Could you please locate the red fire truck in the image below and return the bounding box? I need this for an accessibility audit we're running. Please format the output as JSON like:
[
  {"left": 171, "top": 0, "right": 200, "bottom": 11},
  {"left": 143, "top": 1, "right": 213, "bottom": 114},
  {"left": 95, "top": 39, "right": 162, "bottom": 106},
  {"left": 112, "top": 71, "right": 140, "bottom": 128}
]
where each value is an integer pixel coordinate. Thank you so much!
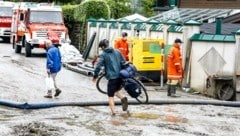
[
  {"left": 11, "top": 2, "right": 68, "bottom": 57},
  {"left": 0, "top": 1, "right": 14, "bottom": 43}
]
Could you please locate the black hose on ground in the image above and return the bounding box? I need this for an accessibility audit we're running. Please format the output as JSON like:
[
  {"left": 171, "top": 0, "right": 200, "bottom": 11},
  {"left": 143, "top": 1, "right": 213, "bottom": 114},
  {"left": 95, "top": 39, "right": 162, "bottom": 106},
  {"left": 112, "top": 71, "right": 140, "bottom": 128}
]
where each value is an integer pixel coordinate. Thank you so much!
[
  {"left": 77, "top": 63, "right": 94, "bottom": 72},
  {"left": 63, "top": 63, "right": 93, "bottom": 76},
  {"left": 0, "top": 99, "right": 240, "bottom": 109}
]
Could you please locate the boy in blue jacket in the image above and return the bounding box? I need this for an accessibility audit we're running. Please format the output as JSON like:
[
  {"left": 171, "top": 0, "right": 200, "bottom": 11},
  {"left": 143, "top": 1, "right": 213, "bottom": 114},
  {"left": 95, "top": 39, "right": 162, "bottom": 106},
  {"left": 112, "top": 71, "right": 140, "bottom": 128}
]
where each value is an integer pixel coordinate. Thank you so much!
[{"left": 44, "top": 40, "right": 62, "bottom": 98}]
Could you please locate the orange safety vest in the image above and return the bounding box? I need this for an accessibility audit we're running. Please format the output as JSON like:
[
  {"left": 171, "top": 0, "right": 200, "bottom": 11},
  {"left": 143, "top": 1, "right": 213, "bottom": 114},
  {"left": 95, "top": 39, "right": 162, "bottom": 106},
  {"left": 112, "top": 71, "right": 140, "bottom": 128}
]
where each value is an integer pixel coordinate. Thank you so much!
[
  {"left": 167, "top": 44, "right": 183, "bottom": 80},
  {"left": 114, "top": 38, "right": 129, "bottom": 61}
]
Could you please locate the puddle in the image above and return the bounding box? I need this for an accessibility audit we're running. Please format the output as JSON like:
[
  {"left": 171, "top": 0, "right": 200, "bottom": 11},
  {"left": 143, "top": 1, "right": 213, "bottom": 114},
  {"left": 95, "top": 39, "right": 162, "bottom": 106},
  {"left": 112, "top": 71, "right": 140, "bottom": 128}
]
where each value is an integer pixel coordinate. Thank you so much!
[
  {"left": 163, "top": 115, "right": 188, "bottom": 123},
  {"left": 130, "top": 112, "right": 160, "bottom": 119}
]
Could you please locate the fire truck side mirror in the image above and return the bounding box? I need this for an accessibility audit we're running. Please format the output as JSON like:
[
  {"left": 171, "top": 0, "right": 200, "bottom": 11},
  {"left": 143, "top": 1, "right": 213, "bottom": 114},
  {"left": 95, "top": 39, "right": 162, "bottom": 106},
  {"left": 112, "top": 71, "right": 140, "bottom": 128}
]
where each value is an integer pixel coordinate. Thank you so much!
[{"left": 20, "top": 13, "right": 24, "bottom": 21}]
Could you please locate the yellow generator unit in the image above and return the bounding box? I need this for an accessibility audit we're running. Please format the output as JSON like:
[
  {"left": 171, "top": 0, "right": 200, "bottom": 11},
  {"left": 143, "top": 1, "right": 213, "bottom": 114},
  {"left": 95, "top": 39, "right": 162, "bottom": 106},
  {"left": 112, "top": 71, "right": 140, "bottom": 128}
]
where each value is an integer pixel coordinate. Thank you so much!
[{"left": 131, "top": 39, "right": 164, "bottom": 81}]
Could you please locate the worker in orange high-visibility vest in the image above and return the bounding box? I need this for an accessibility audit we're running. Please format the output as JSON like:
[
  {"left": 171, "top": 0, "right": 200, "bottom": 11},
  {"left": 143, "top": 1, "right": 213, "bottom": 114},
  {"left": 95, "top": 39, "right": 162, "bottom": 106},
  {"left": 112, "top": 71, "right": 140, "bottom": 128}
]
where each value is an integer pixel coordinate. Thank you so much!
[
  {"left": 114, "top": 32, "right": 129, "bottom": 61},
  {"left": 167, "top": 38, "right": 183, "bottom": 97}
]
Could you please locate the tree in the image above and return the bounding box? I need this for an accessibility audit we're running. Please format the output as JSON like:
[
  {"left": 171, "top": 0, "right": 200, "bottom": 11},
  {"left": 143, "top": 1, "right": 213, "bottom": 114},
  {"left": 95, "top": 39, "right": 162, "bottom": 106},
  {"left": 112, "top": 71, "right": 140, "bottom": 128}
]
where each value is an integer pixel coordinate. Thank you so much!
[
  {"left": 130, "top": 0, "right": 155, "bottom": 17},
  {"left": 141, "top": 0, "right": 155, "bottom": 17},
  {"left": 106, "top": 0, "right": 131, "bottom": 19},
  {"left": 74, "top": 0, "right": 110, "bottom": 21},
  {"left": 8, "top": 0, "right": 83, "bottom": 4},
  {"left": 106, "top": 0, "right": 155, "bottom": 19}
]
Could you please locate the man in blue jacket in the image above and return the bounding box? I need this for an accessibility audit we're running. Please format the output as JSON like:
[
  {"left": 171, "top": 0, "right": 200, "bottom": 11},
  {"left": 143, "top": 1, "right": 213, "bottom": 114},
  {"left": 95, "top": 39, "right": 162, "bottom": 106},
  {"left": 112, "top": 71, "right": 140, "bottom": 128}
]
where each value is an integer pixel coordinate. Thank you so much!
[
  {"left": 44, "top": 40, "right": 62, "bottom": 98},
  {"left": 93, "top": 39, "right": 128, "bottom": 116}
]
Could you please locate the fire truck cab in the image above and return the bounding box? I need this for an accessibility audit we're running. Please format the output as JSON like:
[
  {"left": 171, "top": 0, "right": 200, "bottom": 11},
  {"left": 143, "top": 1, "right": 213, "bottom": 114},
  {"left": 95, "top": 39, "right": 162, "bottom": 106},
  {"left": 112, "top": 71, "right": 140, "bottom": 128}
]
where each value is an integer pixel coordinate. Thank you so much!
[
  {"left": 11, "top": 2, "right": 68, "bottom": 57},
  {"left": 0, "top": 1, "right": 14, "bottom": 42}
]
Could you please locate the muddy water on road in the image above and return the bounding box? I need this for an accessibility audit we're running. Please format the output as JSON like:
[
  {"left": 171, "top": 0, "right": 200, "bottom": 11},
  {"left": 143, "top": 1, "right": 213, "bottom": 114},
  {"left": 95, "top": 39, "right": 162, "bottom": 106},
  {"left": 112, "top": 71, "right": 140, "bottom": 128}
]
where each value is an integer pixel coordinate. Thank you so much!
[{"left": 0, "top": 104, "right": 240, "bottom": 136}]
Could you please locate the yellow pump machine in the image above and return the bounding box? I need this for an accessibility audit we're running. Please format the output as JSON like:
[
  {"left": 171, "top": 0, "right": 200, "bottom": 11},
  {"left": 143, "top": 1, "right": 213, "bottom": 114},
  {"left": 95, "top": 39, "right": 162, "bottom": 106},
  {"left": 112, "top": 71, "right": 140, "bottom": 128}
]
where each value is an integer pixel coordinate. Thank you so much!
[{"left": 129, "top": 38, "right": 165, "bottom": 82}]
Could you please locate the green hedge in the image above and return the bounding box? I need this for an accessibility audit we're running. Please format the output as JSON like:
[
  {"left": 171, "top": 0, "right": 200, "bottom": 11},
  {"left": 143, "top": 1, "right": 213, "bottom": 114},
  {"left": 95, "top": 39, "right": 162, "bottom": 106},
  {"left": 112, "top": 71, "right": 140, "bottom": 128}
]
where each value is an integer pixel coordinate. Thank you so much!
[
  {"left": 61, "top": 0, "right": 111, "bottom": 52},
  {"left": 74, "top": 0, "right": 110, "bottom": 52},
  {"left": 62, "top": 4, "right": 78, "bottom": 22},
  {"left": 62, "top": 4, "right": 80, "bottom": 49},
  {"left": 74, "top": 0, "right": 110, "bottom": 21}
]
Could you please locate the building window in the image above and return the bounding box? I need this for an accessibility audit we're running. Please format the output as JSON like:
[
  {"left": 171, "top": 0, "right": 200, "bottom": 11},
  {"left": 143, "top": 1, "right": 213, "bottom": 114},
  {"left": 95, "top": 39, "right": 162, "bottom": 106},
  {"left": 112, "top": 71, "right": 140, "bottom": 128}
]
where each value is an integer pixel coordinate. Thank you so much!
[{"left": 155, "top": 0, "right": 169, "bottom": 7}]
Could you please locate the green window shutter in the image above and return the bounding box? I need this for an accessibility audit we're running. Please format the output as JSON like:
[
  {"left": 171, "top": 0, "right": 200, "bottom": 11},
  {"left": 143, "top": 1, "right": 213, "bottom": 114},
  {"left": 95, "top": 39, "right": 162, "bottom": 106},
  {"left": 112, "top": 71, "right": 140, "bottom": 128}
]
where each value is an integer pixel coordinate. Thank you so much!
[{"left": 149, "top": 43, "right": 161, "bottom": 54}]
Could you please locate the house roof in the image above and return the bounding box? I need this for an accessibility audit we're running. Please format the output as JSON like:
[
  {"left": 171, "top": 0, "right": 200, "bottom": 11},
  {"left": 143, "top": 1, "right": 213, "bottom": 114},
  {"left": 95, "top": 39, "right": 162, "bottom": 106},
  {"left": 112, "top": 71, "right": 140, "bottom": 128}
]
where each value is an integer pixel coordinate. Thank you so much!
[
  {"left": 150, "top": 8, "right": 240, "bottom": 23},
  {"left": 120, "top": 13, "right": 148, "bottom": 21},
  {"left": 222, "top": 13, "right": 240, "bottom": 23},
  {"left": 190, "top": 34, "right": 235, "bottom": 43}
]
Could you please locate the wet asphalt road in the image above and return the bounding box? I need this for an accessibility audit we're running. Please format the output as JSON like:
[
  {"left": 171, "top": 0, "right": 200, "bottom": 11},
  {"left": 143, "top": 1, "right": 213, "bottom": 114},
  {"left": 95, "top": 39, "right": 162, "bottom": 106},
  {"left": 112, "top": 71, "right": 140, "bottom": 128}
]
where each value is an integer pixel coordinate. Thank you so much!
[{"left": 0, "top": 41, "right": 240, "bottom": 136}]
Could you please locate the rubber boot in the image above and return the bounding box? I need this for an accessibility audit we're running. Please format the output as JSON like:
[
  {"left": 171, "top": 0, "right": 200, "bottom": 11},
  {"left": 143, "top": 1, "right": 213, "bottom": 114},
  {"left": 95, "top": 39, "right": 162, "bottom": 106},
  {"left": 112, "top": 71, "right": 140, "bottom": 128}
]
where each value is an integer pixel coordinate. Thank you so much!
[
  {"left": 171, "top": 85, "right": 180, "bottom": 97},
  {"left": 167, "top": 85, "right": 171, "bottom": 96}
]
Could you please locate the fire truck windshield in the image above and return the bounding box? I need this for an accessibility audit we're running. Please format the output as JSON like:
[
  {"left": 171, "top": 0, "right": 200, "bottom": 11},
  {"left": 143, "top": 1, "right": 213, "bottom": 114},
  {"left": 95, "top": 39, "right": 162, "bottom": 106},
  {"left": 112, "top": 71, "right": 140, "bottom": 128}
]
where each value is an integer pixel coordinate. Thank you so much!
[
  {"left": 0, "top": 7, "right": 12, "bottom": 17},
  {"left": 29, "top": 11, "right": 63, "bottom": 24}
]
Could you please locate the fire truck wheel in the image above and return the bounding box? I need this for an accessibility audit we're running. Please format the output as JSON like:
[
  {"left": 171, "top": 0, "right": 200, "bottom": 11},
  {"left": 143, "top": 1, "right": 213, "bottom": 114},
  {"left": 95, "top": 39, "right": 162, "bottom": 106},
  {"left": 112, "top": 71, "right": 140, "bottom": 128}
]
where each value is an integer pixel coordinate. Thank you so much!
[
  {"left": 15, "top": 45, "right": 22, "bottom": 53},
  {"left": 25, "top": 42, "right": 32, "bottom": 57},
  {"left": 2, "top": 37, "right": 10, "bottom": 43},
  {"left": 12, "top": 36, "right": 15, "bottom": 49}
]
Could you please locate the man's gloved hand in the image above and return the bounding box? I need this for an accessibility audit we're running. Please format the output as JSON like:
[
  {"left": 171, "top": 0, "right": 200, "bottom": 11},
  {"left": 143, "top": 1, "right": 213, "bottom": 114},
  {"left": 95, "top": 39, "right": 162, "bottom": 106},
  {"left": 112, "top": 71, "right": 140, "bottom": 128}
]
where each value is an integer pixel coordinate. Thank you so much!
[
  {"left": 177, "top": 69, "right": 182, "bottom": 73},
  {"left": 176, "top": 65, "right": 182, "bottom": 73},
  {"left": 126, "top": 55, "right": 129, "bottom": 61}
]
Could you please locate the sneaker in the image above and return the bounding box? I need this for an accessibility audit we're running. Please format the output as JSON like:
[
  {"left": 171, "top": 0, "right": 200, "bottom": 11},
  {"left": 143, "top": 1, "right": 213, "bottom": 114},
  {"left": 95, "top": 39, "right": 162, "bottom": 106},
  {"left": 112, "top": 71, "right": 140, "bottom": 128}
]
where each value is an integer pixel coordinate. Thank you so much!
[
  {"left": 54, "top": 89, "right": 62, "bottom": 97},
  {"left": 44, "top": 90, "right": 52, "bottom": 98},
  {"left": 121, "top": 97, "right": 128, "bottom": 111},
  {"left": 44, "top": 95, "right": 52, "bottom": 98}
]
